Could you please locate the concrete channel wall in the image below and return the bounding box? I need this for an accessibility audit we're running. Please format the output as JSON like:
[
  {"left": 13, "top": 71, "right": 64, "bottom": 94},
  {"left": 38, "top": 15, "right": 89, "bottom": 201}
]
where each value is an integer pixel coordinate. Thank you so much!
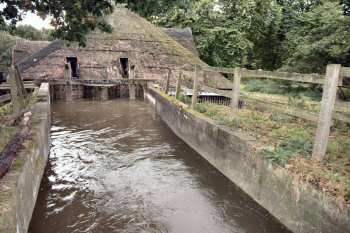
[
  {"left": 0, "top": 83, "right": 51, "bottom": 233},
  {"left": 145, "top": 87, "right": 350, "bottom": 233}
]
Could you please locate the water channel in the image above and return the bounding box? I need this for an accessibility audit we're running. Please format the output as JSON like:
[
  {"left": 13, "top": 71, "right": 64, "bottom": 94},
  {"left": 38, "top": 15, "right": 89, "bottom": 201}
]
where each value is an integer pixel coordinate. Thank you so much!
[{"left": 28, "top": 100, "right": 291, "bottom": 233}]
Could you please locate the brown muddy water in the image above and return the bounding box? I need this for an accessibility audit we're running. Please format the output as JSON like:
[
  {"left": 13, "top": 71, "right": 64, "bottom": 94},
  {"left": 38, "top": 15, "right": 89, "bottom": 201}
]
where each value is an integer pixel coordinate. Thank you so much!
[{"left": 29, "top": 100, "right": 290, "bottom": 233}]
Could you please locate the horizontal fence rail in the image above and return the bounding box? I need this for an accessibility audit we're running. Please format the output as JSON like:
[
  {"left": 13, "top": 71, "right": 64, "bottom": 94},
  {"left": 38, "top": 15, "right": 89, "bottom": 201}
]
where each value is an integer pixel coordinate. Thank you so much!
[
  {"left": 242, "top": 69, "right": 325, "bottom": 84},
  {"left": 167, "top": 64, "right": 349, "bottom": 162},
  {"left": 202, "top": 66, "right": 350, "bottom": 86},
  {"left": 0, "top": 94, "right": 11, "bottom": 103},
  {"left": 0, "top": 81, "right": 36, "bottom": 90},
  {"left": 340, "top": 67, "right": 350, "bottom": 77}
]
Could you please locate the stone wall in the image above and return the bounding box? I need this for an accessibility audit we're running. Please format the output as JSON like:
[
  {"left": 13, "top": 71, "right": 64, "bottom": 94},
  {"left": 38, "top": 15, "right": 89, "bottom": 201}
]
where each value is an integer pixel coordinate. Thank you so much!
[
  {"left": 0, "top": 83, "right": 51, "bottom": 233},
  {"left": 145, "top": 87, "right": 350, "bottom": 233}
]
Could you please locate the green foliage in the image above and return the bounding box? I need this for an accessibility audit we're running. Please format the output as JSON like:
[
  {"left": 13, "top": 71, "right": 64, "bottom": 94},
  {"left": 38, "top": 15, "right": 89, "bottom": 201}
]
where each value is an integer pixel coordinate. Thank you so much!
[
  {"left": 263, "top": 133, "right": 313, "bottom": 164},
  {"left": 126, "top": 0, "right": 349, "bottom": 74},
  {"left": 243, "top": 79, "right": 322, "bottom": 100},
  {"left": 9, "top": 25, "right": 53, "bottom": 41},
  {"left": 282, "top": 1, "right": 350, "bottom": 73},
  {"left": 194, "top": 103, "right": 207, "bottom": 113},
  {"left": 178, "top": 93, "right": 191, "bottom": 104},
  {"left": 0, "top": 0, "right": 115, "bottom": 46},
  {"left": 0, "top": 126, "right": 17, "bottom": 155},
  {"left": 2, "top": 0, "right": 349, "bottom": 72},
  {"left": 115, "top": 0, "right": 193, "bottom": 19},
  {"left": 270, "top": 114, "right": 294, "bottom": 123},
  {"left": 0, "top": 31, "right": 16, "bottom": 71},
  {"left": 244, "top": 79, "right": 286, "bottom": 94}
]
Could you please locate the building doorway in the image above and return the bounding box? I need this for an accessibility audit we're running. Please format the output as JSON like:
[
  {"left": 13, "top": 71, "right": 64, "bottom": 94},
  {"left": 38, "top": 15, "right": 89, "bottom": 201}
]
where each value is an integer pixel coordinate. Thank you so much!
[
  {"left": 66, "top": 57, "right": 79, "bottom": 79},
  {"left": 0, "top": 72, "right": 6, "bottom": 83},
  {"left": 120, "top": 58, "right": 129, "bottom": 78}
]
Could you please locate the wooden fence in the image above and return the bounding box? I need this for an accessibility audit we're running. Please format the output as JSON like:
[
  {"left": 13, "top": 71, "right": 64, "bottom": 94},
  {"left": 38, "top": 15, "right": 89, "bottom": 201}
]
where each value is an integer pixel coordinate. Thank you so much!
[
  {"left": 167, "top": 64, "right": 349, "bottom": 161},
  {"left": 0, "top": 93, "right": 11, "bottom": 104}
]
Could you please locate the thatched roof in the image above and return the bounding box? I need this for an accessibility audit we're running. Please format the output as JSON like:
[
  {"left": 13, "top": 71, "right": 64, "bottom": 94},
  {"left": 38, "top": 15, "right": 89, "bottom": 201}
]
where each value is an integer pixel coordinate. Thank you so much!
[
  {"left": 0, "top": 31, "right": 51, "bottom": 73},
  {"left": 17, "top": 40, "right": 62, "bottom": 73},
  {"left": 14, "top": 40, "right": 50, "bottom": 65},
  {"left": 88, "top": 7, "right": 208, "bottom": 67},
  {"left": 162, "top": 27, "right": 199, "bottom": 56},
  {"left": 12, "top": 7, "right": 231, "bottom": 88}
]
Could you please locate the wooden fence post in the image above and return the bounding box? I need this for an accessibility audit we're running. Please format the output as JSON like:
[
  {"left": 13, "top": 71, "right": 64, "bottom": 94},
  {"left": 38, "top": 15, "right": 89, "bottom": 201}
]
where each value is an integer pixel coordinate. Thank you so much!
[
  {"left": 175, "top": 71, "right": 182, "bottom": 100},
  {"left": 231, "top": 67, "right": 242, "bottom": 112},
  {"left": 312, "top": 64, "right": 341, "bottom": 161},
  {"left": 191, "top": 65, "right": 199, "bottom": 109},
  {"left": 163, "top": 69, "right": 171, "bottom": 94}
]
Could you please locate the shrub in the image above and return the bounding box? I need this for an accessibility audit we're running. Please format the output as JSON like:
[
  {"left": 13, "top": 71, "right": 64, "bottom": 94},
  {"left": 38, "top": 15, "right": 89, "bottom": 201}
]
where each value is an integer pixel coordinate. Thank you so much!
[
  {"left": 243, "top": 79, "right": 285, "bottom": 94},
  {"left": 263, "top": 137, "right": 313, "bottom": 165},
  {"left": 178, "top": 93, "right": 191, "bottom": 105},
  {"left": 195, "top": 103, "right": 207, "bottom": 113},
  {"left": 243, "top": 79, "right": 322, "bottom": 100}
]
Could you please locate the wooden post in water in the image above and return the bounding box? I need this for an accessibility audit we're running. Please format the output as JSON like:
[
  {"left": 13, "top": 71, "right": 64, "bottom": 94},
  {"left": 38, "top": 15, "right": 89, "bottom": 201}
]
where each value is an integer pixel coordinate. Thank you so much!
[
  {"left": 65, "top": 84, "right": 73, "bottom": 101},
  {"left": 101, "top": 87, "right": 109, "bottom": 101},
  {"left": 231, "top": 68, "right": 242, "bottom": 113},
  {"left": 175, "top": 71, "right": 182, "bottom": 100},
  {"left": 191, "top": 65, "right": 199, "bottom": 109},
  {"left": 312, "top": 64, "right": 341, "bottom": 161},
  {"left": 129, "top": 84, "right": 136, "bottom": 100}
]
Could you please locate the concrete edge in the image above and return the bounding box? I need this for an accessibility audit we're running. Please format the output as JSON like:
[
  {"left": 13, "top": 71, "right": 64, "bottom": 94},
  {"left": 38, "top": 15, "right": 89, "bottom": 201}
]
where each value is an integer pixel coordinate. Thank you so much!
[
  {"left": 145, "top": 87, "right": 350, "bottom": 233},
  {"left": 0, "top": 83, "right": 51, "bottom": 233}
]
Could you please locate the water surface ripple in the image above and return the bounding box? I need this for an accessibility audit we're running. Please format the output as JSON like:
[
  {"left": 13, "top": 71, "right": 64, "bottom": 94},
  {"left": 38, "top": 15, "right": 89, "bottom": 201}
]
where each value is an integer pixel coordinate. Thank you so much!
[{"left": 29, "top": 100, "right": 290, "bottom": 233}]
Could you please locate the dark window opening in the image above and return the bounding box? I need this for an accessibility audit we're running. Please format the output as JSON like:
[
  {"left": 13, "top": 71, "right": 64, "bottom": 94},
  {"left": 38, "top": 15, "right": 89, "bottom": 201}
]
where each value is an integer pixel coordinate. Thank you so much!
[
  {"left": 120, "top": 58, "right": 129, "bottom": 78},
  {"left": 66, "top": 57, "right": 79, "bottom": 79},
  {"left": 0, "top": 72, "right": 6, "bottom": 83}
]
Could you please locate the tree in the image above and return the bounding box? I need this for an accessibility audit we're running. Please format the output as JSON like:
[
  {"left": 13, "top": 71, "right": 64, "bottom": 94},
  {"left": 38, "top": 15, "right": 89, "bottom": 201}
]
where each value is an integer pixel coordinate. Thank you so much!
[
  {"left": 341, "top": 0, "right": 350, "bottom": 15},
  {"left": 9, "top": 25, "right": 53, "bottom": 41},
  {"left": 113, "top": 0, "right": 349, "bottom": 74},
  {"left": 0, "top": 0, "right": 115, "bottom": 45},
  {"left": 282, "top": 1, "right": 350, "bottom": 73},
  {"left": 150, "top": 0, "right": 253, "bottom": 68},
  {"left": 114, "top": 0, "right": 194, "bottom": 19}
]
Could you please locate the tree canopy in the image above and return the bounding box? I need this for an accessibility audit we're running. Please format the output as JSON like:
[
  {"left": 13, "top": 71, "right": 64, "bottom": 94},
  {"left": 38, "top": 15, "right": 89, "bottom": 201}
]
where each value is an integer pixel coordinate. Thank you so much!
[
  {"left": 114, "top": 0, "right": 349, "bottom": 73},
  {"left": 8, "top": 25, "right": 53, "bottom": 41},
  {"left": 0, "top": 0, "right": 115, "bottom": 45},
  {"left": 1, "top": 0, "right": 349, "bottom": 73}
]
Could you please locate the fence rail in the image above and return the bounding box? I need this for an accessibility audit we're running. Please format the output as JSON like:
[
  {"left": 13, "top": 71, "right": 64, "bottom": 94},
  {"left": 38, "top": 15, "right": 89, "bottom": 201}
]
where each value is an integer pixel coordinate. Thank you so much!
[
  {"left": 166, "top": 64, "right": 350, "bottom": 162},
  {"left": 0, "top": 94, "right": 11, "bottom": 103},
  {"left": 202, "top": 66, "right": 350, "bottom": 86},
  {"left": 341, "top": 67, "right": 350, "bottom": 77},
  {"left": 0, "top": 81, "right": 36, "bottom": 90}
]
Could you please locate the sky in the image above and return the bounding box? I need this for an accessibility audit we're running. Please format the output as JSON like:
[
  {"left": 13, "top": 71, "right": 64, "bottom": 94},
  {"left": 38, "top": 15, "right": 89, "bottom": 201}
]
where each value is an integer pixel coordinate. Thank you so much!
[
  {"left": 17, "top": 12, "right": 53, "bottom": 29},
  {"left": 0, "top": 3, "right": 52, "bottom": 30}
]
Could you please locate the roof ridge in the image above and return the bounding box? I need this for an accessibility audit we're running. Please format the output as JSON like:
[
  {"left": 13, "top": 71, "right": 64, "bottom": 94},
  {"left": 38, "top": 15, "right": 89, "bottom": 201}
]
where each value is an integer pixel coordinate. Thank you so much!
[{"left": 17, "top": 40, "right": 63, "bottom": 73}]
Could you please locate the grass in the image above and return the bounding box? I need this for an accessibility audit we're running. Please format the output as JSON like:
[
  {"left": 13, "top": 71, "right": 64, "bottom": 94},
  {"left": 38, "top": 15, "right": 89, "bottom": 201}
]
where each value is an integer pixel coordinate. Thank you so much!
[
  {"left": 243, "top": 79, "right": 323, "bottom": 100},
  {"left": 178, "top": 92, "right": 191, "bottom": 105},
  {"left": 183, "top": 100, "right": 350, "bottom": 204},
  {"left": 0, "top": 91, "right": 39, "bottom": 155},
  {"left": 0, "top": 126, "right": 18, "bottom": 155}
]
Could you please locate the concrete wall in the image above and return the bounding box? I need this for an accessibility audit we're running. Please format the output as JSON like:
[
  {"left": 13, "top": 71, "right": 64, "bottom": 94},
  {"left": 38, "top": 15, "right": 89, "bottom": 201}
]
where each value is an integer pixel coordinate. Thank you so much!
[
  {"left": 0, "top": 83, "right": 51, "bottom": 233},
  {"left": 146, "top": 87, "right": 350, "bottom": 233}
]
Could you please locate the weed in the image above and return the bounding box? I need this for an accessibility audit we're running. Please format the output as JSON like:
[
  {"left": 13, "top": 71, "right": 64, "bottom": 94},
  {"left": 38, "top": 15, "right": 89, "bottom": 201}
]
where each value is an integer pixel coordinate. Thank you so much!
[
  {"left": 183, "top": 91, "right": 349, "bottom": 203},
  {"left": 178, "top": 93, "right": 191, "bottom": 105},
  {"left": 288, "top": 96, "right": 306, "bottom": 108},
  {"left": 263, "top": 137, "right": 313, "bottom": 164},
  {"left": 270, "top": 114, "right": 294, "bottom": 123},
  {"left": 195, "top": 103, "right": 207, "bottom": 113},
  {"left": 263, "top": 146, "right": 293, "bottom": 165},
  {"left": 243, "top": 79, "right": 322, "bottom": 100}
]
